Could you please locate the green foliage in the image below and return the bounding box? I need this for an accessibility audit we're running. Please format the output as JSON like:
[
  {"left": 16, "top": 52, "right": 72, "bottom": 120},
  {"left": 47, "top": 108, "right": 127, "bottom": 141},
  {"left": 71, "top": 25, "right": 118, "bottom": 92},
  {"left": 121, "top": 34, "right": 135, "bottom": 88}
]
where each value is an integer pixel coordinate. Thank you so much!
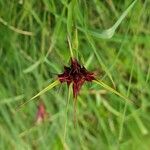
[{"left": 0, "top": 0, "right": 150, "bottom": 149}]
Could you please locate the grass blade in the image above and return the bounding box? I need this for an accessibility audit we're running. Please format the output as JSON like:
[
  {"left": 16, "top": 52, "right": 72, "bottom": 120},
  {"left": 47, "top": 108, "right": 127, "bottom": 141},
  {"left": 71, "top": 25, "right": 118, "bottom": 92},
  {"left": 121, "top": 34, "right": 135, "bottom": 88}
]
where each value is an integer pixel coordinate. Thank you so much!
[
  {"left": 16, "top": 80, "right": 60, "bottom": 111},
  {"left": 78, "top": 0, "right": 137, "bottom": 39},
  {"left": 29, "top": 80, "right": 60, "bottom": 100},
  {"left": 23, "top": 60, "right": 41, "bottom": 73},
  {"left": 93, "top": 79, "right": 132, "bottom": 104},
  {"left": 85, "top": 34, "right": 116, "bottom": 88},
  {"left": 64, "top": 85, "right": 72, "bottom": 142},
  {"left": 0, "top": 17, "right": 33, "bottom": 36},
  {"left": 0, "top": 95, "right": 24, "bottom": 105}
]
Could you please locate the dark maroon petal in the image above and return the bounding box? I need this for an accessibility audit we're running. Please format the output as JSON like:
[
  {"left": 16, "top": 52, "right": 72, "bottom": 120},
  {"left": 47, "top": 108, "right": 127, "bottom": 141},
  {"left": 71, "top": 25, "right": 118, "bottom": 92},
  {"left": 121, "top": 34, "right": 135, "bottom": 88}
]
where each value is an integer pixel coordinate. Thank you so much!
[
  {"left": 73, "top": 78, "right": 85, "bottom": 98},
  {"left": 85, "top": 72, "right": 95, "bottom": 81},
  {"left": 58, "top": 58, "right": 95, "bottom": 98}
]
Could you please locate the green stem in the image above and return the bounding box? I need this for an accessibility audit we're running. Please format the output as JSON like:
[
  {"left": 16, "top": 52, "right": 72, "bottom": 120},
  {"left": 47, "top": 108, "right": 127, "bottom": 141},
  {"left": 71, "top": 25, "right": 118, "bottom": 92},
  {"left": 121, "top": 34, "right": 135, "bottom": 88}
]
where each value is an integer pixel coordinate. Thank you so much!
[
  {"left": 73, "top": 97, "right": 77, "bottom": 127},
  {"left": 64, "top": 85, "right": 71, "bottom": 141},
  {"left": 67, "top": 36, "right": 74, "bottom": 58}
]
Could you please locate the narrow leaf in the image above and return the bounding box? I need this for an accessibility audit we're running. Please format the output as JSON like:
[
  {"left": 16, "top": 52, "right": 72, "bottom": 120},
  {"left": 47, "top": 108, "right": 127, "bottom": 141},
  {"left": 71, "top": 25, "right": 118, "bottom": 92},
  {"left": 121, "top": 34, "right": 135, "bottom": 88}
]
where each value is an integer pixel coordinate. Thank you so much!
[
  {"left": 67, "top": 1, "right": 73, "bottom": 36},
  {"left": 16, "top": 80, "right": 60, "bottom": 111},
  {"left": 93, "top": 79, "right": 132, "bottom": 104},
  {"left": 78, "top": 0, "right": 137, "bottom": 39},
  {"left": 23, "top": 60, "right": 41, "bottom": 73},
  {"left": 64, "top": 85, "right": 72, "bottom": 141},
  {"left": 0, "top": 95, "right": 24, "bottom": 105},
  {"left": 0, "top": 17, "right": 33, "bottom": 36}
]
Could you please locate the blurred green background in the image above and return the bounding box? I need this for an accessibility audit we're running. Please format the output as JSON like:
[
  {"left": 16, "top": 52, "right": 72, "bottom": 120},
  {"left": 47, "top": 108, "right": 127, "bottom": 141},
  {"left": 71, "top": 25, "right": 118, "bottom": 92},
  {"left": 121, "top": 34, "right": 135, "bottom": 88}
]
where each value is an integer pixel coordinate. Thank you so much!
[{"left": 0, "top": 0, "right": 150, "bottom": 149}]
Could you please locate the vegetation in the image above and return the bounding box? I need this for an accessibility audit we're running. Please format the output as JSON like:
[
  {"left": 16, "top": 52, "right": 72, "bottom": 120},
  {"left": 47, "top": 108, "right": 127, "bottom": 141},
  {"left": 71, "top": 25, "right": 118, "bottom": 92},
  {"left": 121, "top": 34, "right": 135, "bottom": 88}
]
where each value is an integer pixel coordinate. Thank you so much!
[{"left": 0, "top": 0, "right": 150, "bottom": 149}]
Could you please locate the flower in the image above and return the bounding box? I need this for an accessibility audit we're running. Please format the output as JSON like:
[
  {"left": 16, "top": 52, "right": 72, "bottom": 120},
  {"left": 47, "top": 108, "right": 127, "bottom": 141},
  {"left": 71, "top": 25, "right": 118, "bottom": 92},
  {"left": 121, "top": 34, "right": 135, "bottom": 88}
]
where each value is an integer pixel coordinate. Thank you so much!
[
  {"left": 16, "top": 57, "right": 132, "bottom": 127},
  {"left": 58, "top": 58, "right": 95, "bottom": 98}
]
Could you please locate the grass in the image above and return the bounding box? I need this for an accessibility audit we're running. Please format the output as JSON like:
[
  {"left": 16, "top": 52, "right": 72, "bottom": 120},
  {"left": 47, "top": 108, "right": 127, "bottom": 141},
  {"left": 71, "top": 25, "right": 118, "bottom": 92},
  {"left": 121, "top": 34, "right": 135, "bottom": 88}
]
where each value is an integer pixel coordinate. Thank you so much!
[{"left": 0, "top": 0, "right": 150, "bottom": 149}]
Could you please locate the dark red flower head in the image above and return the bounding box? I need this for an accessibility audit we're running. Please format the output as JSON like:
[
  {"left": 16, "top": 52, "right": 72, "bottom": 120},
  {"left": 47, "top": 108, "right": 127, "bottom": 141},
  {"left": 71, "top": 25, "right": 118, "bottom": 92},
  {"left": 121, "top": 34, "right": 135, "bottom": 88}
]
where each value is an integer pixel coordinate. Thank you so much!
[{"left": 58, "top": 58, "right": 95, "bottom": 98}]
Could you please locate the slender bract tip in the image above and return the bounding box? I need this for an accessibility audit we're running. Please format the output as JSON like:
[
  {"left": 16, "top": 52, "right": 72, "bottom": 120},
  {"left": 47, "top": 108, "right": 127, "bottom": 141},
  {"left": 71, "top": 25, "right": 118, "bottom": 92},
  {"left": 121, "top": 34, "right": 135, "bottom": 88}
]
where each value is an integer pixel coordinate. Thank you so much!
[
  {"left": 15, "top": 80, "right": 60, "bottom": 112},
  {"left": 93, "top": 79, "right": 134, "bottom": 105}
]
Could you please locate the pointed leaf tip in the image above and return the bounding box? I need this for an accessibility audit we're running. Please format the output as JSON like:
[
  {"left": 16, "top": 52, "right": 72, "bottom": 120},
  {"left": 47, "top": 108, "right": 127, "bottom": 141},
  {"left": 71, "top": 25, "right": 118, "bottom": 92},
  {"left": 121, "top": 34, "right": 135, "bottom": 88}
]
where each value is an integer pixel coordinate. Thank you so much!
[
  {"left": 16, "top": 80, "right": 60, "bottom": 111},
  {"left": 93, "top": 79, "right": 133, "bottom": 104},
  {"left": 78, "top": 0, "right": 137, "bottom": 39}
]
